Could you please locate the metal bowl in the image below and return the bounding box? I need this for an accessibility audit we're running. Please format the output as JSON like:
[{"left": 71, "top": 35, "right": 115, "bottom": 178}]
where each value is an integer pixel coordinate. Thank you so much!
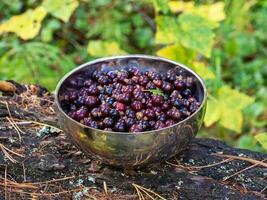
[{"left": 55, "top": 55, "right": 207, "bottom": 168}]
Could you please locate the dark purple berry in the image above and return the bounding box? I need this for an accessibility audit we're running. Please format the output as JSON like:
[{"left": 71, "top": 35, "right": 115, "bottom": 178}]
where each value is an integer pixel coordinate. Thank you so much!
[
  {"left": 152, "top": 94, "right": 164, "bottom": 106},
  {"left": 165, "top": 119, "right": 175, "bottom": 126},
  {"left": 106, "top": 97, "right": 115, "bottom": 106},
  {"left": 115, "top": 93, "right": 131, "bottom": 103},
  {"left": 92, "top": 71, "right": 102, "bottom": 80},
  {"left": 166, "top": 70, "right": 176, "bottom": 82},
  {"left": 146, "top": 81, "right": 156, "bottom": 89},
  {"left": 107, "top": 71, "right": 117, "bottom": 79},
  {"left": 180, "top": 107, "right": 191, "bottom": 118},
  {"left": 100, "top": 103, "right": 110, "bottom": 116},
  {"left": 144, "top": 109, "right": 155, "bottom": 119},
  {"left": 122, "top": 85, "right": 134, "bottom": 94},
  {"left": 88, "top": 84, "right": 99, "bottom": 95},
  {"left": 139, "top": 75, "right": 149, "bottom": 86},
  {"left": 89, "top": 121, "right": 99, "bottom": 129},
  {"left": 149, "top": 120, "right": 156, "bottom": 128},
  {"left": 84, "top": 79, "right": 93, "bottom": 87},
  {"left": 173, "top": 98, "right": 183, "bottom": 108},
  {"left": 126, "top": 118, "right": 136, "bottom": 127},
  {"left": 105, "top": 86, "right": 113, "bottom": 95},
  {"left": 85, "top": 96, "right": 99, "bottom": 107},
  {"left": 174, "top": 79, "right": 184, "bottom": 90},
  {"left": 74, "top": 106, "right": 88, "bottom": 121},
  {"left": 153, "top": 79, "right": 163, "bottom": 87},
  {"left": 98, "top": 75, "right": 110, "bottom": 85},
  {"left": 83, "top": 117, "right": 92, "bottom": 126},
  {"left": 167, "top": 108, "right": 181, "bottom": 120},
  {"left": 131, "top": 101, "right": 143, "bottom": 111},
  {"left": 154, "top": 121, "right": 166, "bottom": 130},
  {"left": 110, "top": 109, "right": 120, "bottom": 119},
  {"left": 91, "top": 108, "right": 102, "bottom": 119},
  {"left": 75, "top": 96, "right": 86, "bottom": 106},
  {"left": 157, "top": 113, "right": 167, "bottom": 122},
  {"left": 161, "top": 82, "right": 173, "bottom": 93},
  {"left": 182, "top": 89, "right": 191, "bottom": 97},
  {"left": 162, "top": 101, "right": 170, "bottom": 110},
  {"left": 126, "top": 109, "right": 136, "bottom": 118},
  {"left": 114, "top": 119, "right": 126, "bottom": 132},
  {"left": 138, "top": 120, "right": 149, "bottom": 130},
  {"left": 185, "top": 77, "right": 193, "bottom": 88},
  {"left": 103, "top": 117, "right": 114, "bottom": 128},
  {"left": 78, "top": 87, "right": 89, "bottom": 97},
  {"left": 67, "top": 90, "right": 78, "bottom": 101},
  {"left": 133, "top": 91, "right": 145, "bottom": 101},
  {"left": 129, "top": 124, "right": 143, "bottom": 133}
]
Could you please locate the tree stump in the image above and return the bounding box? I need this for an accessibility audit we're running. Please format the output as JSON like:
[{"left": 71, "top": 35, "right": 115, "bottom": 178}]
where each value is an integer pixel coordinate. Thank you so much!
[{"left": 0, "top": 81, "right": 266, "bottom": 200}]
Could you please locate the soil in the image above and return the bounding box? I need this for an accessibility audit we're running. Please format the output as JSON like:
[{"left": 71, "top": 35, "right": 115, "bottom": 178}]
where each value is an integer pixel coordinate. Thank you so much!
[{"left": 0, "top": 81, "right": 266, "bottom": 200}]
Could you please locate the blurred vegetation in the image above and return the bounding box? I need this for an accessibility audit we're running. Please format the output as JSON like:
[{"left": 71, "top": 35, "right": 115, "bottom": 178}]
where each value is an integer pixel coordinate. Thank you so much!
[{"left": 0, "top": 0, "right": 266, "bottom": 152}]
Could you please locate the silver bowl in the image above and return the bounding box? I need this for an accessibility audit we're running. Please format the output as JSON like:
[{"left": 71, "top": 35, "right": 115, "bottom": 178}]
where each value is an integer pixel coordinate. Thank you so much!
[{"left": 55, "top": 55, "right": 207, "bottom": 168}]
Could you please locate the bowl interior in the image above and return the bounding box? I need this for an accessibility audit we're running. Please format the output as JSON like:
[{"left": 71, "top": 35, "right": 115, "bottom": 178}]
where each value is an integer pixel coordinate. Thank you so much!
[{"left": 57, "top": 56, "right": 205, "bottom": 123}]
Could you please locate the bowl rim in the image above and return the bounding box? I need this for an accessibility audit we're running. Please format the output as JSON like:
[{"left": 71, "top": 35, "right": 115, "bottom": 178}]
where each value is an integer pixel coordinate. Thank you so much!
[{"left": 55, "top": 54, "right": 207, "bottom": 135}]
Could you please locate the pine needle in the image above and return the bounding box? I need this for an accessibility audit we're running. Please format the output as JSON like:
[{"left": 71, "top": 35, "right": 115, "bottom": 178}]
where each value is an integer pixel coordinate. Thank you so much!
[{"left": 214, "top": 154, "right": 267, "bottom": 168}]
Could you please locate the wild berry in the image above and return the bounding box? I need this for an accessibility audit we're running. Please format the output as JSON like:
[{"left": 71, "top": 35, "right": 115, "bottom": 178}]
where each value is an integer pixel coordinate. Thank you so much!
[
  {"left": 131, "top": 101, "right": 143, "bottom": 111},
  {"left": 151, "top": 94, "right": 164, "bottom": 106},
  {"left": 114, "top": 119, "right": 126, "bottom": 132},
  {"left": 115, "top": 102, "right": 127, "bottom": 111},
  {"left": 103, "top": 117, "right": 114, "bottom": 128},
  {"left": 85, "top": 96, "right": 99, "bottom": 107},
  {"left": 129, "top": 124, "right": 143, "bottom": 133},
  {"left": 110, "top": 109, "right": 120, "bottom": 119}
]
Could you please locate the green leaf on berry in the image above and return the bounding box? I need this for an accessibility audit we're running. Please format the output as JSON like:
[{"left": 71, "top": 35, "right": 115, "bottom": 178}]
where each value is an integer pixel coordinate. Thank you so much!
[{"left": 143, "top": 89, "right": 164, "bottom": 96}]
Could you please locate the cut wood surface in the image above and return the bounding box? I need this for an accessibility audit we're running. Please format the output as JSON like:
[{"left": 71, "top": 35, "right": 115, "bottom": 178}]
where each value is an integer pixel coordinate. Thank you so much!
[{"left": 0, "top": 82, "right": 266, "bottom": 200}]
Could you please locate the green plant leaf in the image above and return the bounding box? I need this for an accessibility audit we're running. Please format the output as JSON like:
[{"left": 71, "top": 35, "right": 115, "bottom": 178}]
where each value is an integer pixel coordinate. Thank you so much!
[
  {"left": 192, "top": 61, "right": 215, "bottom": 79},
  {"left": 255, "top": 133, "right": 267, "bottom": 150},
  {"left": 0, "top": 7, "right": 47, "bottom": 40},
  {"left": 87, "top": 40, "right": 126, "bottom": 57},
  {"left": 42, "top": 0, "right": 79, "bottom": 22},
  {"left": 168, "top": 1, "right": 225, "bottom": 23},
  {"left": 218, "top": 86, "right": 255, "bottom": 110},
  {"left": 156, "top": 43, "right": 196, "bottom": 66},
  {"left": 219, "top": 106, "right": 243, "bottom": 133},
  {"left": 151, "top": 0, "right": 169, "bottom": 14},
  {"left": 177, "top": 13, "right": 216, "bottom": 58},
  {"left": 204, "top": 98, "right": 220, "bottom": 127},
  {"left": 204, "top": 86, "right": 254, "bottom": 132},
  {"left": 155, "top": 16, "right": 178, "bottom": 44}
]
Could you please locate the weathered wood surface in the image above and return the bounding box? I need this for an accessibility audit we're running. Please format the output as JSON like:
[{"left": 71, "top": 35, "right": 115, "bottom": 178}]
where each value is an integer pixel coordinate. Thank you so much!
[{"left": 0, "top": 81, "right": 266, "bottom": 200}]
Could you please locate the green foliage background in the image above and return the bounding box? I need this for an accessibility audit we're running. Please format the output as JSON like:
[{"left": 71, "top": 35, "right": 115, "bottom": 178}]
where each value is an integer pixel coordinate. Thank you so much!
[{"left": 0, "top": 0, "right": 266, "bottom": 152}]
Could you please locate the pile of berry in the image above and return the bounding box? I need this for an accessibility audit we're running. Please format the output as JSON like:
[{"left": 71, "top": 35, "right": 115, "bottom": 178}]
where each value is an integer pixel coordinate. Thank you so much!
[{"left": 61, "top": 67, "right": 200, "bottom": 132}]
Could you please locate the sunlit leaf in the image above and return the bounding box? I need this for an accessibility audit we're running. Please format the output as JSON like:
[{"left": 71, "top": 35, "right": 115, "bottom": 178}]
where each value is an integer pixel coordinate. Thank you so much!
[
  {"left": 0, "top": 7, "right": 47, "bottom": 40},
  {"left": 169, "top": 1, "right": 225, "bottom": 23},
  {"left": 155, "top": 16, "right": 178, "bottom": 44},
  {"left": 255, "top": 133, "right": 267, "bottom": 150},
  {"left": 192, "top": 61, "right": 215, "bottom": 79},
  {"left": 204, "top": 86, "right": 254, "bottom": 132},
  {"left": 87, "top": 40, "right": 126, "bottom": 57},
  {"left": 42, "top": 0, "right": 79, "bottom": 22},
  {"left": 151, "top": 0, "right": 169, "bottom": 14},
  {"left": 218, "top": 86, "right": 254, "bottom": 110},
  {"left": 156, "top": 43, "right": 196, "bottom": 66},
  {"left": 219, "top": 106, "right": 243, "bottom": 133},
  {"left": 168, "top": 1, "right": 194, "bottom": 13},
  {"left": 192, "top": 2, "right": 225, "bottom": 23},
  {"left": 177, "top": 13, "right": 216, "bottom": 57},
  {"left": 204, "top": 98, "right": 220, "bottom": 127}
]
